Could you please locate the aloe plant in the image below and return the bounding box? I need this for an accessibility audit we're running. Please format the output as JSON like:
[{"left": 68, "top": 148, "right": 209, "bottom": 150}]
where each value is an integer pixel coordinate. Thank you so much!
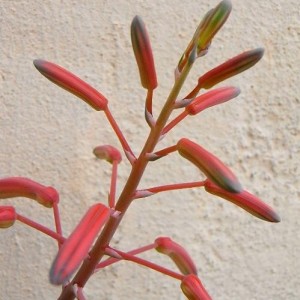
[{"left": 0, "top": 1, "right": 280, "bottom": 299}]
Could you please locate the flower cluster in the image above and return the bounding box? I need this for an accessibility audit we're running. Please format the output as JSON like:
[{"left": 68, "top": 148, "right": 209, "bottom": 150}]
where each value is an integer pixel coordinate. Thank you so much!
[{"left": 1, "top": 1, "right": 279, "bottom": 299}]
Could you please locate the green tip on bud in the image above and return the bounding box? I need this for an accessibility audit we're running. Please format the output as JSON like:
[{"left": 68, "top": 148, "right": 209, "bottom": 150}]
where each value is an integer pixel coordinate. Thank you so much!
[
  {"left": 199, "top": 48, "right": 264, "bottom": 89},
  {"left": 155, "top": 237, "right": 198, "bottom": 275},
  {"left": 177, "top": 138, "right": 242, "bottom": 193},
  {"left": 50, "top": 203, "right": 110, "bottom": 285},
  {"left": 204, "top": 181, "right": 281, "bottom": 222},
  {"left": 33, "top": 59, "right": 108, "bottom": 111},
  {"left": 131, "top": 15, "right": 157, "bottom": 90},
  {"left": 0, "top": 177, "right": 59, "bottom": 208},
  {"left": 181, "top": 274, "right": 212, "bottom": 300},
  {"left": 0, "top": 206, "right": 16, "bottom": 228},
  {"left": 197, "top": 0, "right": 232, "bottom": 53},
  {"left": 93, "top": 145, "right": 122, "bottom": 164}
]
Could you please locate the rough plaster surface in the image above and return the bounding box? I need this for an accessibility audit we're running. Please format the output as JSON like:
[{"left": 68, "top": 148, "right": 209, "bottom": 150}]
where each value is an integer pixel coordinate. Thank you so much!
[{"left": 0, "top": 0, "right": 299, "bottom": 299}]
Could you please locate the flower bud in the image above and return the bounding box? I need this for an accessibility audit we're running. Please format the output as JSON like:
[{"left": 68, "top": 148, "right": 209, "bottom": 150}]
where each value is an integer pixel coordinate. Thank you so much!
[
  {"left": 204, "top": 180, "right": 280, "bottom": 222},
  {"left": 155, "top": 237, "right": 197, "bottom": 275},
  {"left": 131, "top": 16, "right": 157, "bottom": 90},
  {"left": 0, "top": 177, "right": 59, "bottom": 208},
  {"left": 185, "top": 86, "right": 240, "bottom": 115},
  {"left": 197, "top": 0, "right": 232, "bottom": 53},
  {"left": 199, "top": 48, "right": 264, "bottom": 89},
  {"left": 34, "top": 59, "right": 108, "bottom": 111},
  {"left": 0, "top": 206, "right": 16, "bottom": 228},
  {"left": 181, "top": 274, "right": 212, "bottom": 300},
  {"left": 93, "top": 145, "right": 122, "bottom": 164},
  {"left": 50, "top": 203, "right": 110, "bottom": 284},
  {"left": 177, "top": 139, "right": 242, "bottom": 193}
]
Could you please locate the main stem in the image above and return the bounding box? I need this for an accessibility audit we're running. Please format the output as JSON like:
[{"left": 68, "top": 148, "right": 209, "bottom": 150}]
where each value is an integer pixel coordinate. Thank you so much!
[{"left": 58, "top": 62, "right": 193, "bottom": 300}]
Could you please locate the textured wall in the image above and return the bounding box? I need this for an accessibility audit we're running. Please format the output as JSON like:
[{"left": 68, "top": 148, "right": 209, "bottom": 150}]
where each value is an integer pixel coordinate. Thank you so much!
[{"left": 0, "top": 0, "right": 299, "bottom": 299}]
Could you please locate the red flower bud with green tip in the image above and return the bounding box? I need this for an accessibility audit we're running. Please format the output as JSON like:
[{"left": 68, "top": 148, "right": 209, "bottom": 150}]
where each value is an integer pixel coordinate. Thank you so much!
[
  {"left": 0, "top": 177, "right": 59, "bottom": 208},
  {"left": 199, "top": 48, "right": 264, "bottom": 89},
  {"left": 0, "top": 206, "right": 16, "bottom": 228},
  {"left": 181, "top": 274, "right": 212, "bottom": 300},
  {"left": 155, "top": 237, "right": 197, "bottom": 275},
  {"left": 185, "top": 86, "right": 240, "bottom": 115},
  {"left": 50, "top": 203, "right": 110, "bottom": 285},
  {"left": 177, "top": 139, "right": 242, "bottom": 193},
  {"left": 131, "top": 15, "right": 157, "bottom": 90},
  {"left": 93, "top": 145, "right": 122, "bottom": 164},
  {"left": 204, "top": 180, "right": 281, "bottom": 222},
  {"left": 197, "top": 0, "right": 232, "bottom": 53},
  {"left": 33, "top": 59, "right": 108, "bottom": 111}
]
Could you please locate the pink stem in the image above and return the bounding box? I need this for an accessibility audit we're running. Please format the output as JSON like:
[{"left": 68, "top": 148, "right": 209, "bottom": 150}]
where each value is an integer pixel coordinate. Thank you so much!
[
  {"left": 95, "top": 243, "right": 156, "bottom": 271},
  {"left": 16, "top": 213, "right": 65, "bottom": 244},
  {"left": 162, "top": 110, "right": 188, "bottom": 136},
  {"left": 106, "top": 247, "right": 184, "bottom": 281},
  {"left": 104, "top": 108, "right": 136, "bottom": 163},
  {"left": 151, "top": 145, "right": 177, "bottom": 159},
  {"left": 53, "top": 202, "right": 63, "bottom": 247},
  {"left": 140, "top": 180, "right": 206, "bottom": 195},
  {"left": 109, "top": 161, "right": 118, "bottom": 208}
]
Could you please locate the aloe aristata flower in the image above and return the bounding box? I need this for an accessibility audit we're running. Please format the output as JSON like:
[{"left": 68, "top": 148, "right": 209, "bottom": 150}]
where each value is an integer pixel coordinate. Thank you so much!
[
  {"left": 199, "top": 48, "right": 264, "bottom": 89},
  {"left": 50, "top": 203, "right": 110, "bottom": 285},
  {"left": 34, "top": 59, "right": 108, "bottom": 111},
  {"left": 131, "top": 15, "right": 157, "bottom": 90},
  {"left": 93, "top": 145, "right": 122, "bottom": 164},
  {"left": 204, "top": 180, "right": 280, "bottom": 222},
  {"left": 181, "top": 274, "right": 212, "bottom": 300},
  {"left": 185, "top": 86, "right": 240, "bottom": 115},
  {"left": 0, "top": 206, "right": 16, "bottom": 228},
  {"left": 155, "top": 237, "right": 197, "bottom": 275},
  {"left": 177, "top": 139, "right": 242, "bottom": 193},
  {"left": 0, "top": 177, "right": 59, "bottom": 208}
]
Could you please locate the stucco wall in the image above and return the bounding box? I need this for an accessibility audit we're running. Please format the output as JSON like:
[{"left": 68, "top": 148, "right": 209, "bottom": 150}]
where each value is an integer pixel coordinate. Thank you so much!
[{"left": 0, "top": 0, "right": 299, "bottom": 299}]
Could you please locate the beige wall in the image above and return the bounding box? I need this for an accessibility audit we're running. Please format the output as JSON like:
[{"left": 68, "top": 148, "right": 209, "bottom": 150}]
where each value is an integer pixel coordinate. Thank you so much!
[{"left": 0, "top": 0, "right": 299, "bottom": 299}]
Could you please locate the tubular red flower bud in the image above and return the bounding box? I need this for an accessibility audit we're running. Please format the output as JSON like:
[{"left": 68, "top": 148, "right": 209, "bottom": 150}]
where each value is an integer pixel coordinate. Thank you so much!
[
  {"left": 131, "top": 15, "right": 157, "bottom": 90},
  {"left": 204, "top": 180, "right": 281, "bottom": 222},
  {"left": 155, "top": 237, "right": 197, "bottom": 275},
  {"left": 93, "top": 145, "right": 122, "bottom": 164},
  {"left": 33, "top": 59, "right": 108, "bottom": 111},
  {"left": 0, "top": 206, "right": 16, "bottom": 228},
  {"left": 50, "top": 203, "right": 110, "bottom": 285},
  {"left": 199, "top": 48, "right": 264, "bottom": 89},
  {"left": 185, "top": 86, "right": 240, "bottom": 115},
  {"left": 177, "top": 139, "right": 242, "bottom": 193},
  {"left": 197, "top": 0, "right": 232, "bottom": 53},
  {"left": 181, "top": 274, "right": 212, "bottom": 300},
  {"left": 0, "top": 177, "right": 59, "bottom": 208}
]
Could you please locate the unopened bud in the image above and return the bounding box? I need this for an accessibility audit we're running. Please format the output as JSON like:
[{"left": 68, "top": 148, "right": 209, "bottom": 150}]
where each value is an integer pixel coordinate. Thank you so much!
[
  {"left": 0, "top": 177, "right": 59, "bottom": 208},
  {"left": 155, "top": 237, "right": 197, "bottom": 275},
  {"left": 34, "top": 59, "right": 108, "bottom": 111},
  {"left": 181, "top": 274, "right": 212, "bottom": 300},
  {"left": 131, "top": 16, "right": 157, "bottom": 90},
  {"left": 50, "top": 203, "right": 110, "bottom": 284},
  {"left": 0, "top": 206, "right": 16, "bottom": 228},
  {"left": 177, "top": 139, "right": 242, "bottom": 193},
  {"left": 204, "top": 180, "right": 281, "bottom": 222},
  {"left": 93, "top": 145, "right": 122, "bottom": 164}
]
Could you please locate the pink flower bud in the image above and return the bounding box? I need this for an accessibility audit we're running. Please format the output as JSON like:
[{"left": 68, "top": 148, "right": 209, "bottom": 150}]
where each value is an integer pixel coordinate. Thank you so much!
[
  {"left": 0, "top": 177, "right": 59, "bottom": 208},
  {"left": 181, "top": 274, "right": 212, "bottom": 300},
  {"left": 33, "top": 59, "right": 108, "bottom": 111},
  {"left": 199, "top": 48, "right": 264, "bottom": 89},
  {"left": 93, "top": 145, "right": 122, "bottom": 164},
  {"left": 185, "top": 86, "right": 240, "bottom": 115},
  {"left": 177, "top": 139, "right": 242, "bottom": 193},
  {"left": 131, "top": 16, "right": 157, "bottom": 90},
  {"left": 197, "top": 0, "right": 232, "bottom": 53},
  {"left": 50, "top": 203, "right": 110, "bottom": 285},
  {"left": 0, "top": 206, "right": 16, "bottom": 228},
  {"left": 204, "top": 180, "right": 280, "bottom": 222},
  {"left": 155, "top": 237, "right": 197, "bottom": 275}
]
